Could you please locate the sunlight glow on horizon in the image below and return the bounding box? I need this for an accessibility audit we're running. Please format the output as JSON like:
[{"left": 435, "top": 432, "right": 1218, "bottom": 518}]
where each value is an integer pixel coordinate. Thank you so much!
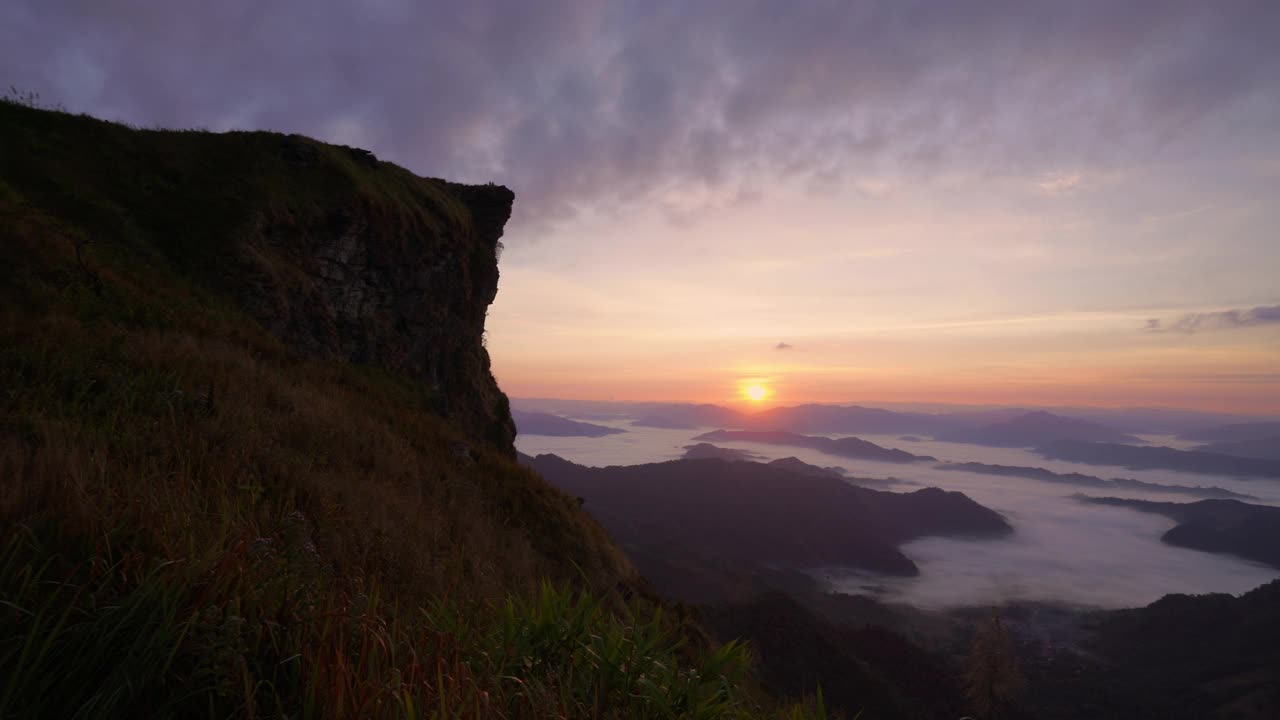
[
  {"left": 10, "top": 0, "right": 1278, "bottom": 416},
  {"left": 743, "top": 383, "right": 770, "bottom": 403}
]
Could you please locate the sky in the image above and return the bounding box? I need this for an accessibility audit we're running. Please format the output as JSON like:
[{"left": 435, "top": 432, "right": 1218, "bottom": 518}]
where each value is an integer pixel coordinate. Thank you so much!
[{"left": 4, "top": 1, "right": 1279, "bottom": 413}]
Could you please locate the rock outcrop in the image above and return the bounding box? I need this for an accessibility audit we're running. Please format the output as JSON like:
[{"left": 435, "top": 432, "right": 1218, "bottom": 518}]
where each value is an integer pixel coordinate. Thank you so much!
[
  {"left": 236, "top": 162, "right": 516, "bottom": 450},
  {"left": 0, "top": 102, "right": 517, "bottom": 451}
]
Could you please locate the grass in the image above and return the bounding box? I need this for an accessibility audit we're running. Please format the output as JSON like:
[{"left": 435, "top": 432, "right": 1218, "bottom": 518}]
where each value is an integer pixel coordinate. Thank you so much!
[{"left": 0, "top": 99, "right": 836, "bottom": 718}]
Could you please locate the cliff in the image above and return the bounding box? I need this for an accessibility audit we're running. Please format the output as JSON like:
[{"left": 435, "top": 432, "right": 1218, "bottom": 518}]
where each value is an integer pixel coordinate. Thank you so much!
[{"left": 1, "top": 101, "right": 515, "bottom": 451}]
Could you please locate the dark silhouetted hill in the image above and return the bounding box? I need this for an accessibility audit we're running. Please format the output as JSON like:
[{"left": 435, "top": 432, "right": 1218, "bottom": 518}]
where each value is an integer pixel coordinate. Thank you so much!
[
  {"left": 1025, "top": 580, "right": 1280, "bottom": 720},
  {"left": 1040, "top": 440, "right": 1280, "bottom": 478},
  {"left": 511, "top": 409, "right": 625, "bottom": 437},
  {"left": 1178, "top": 421, "right": 1280, "bottom": 460},
  {"left": 766, "top": 456, "right": 847, "bottom": 478},
  {"left": 1194, "top": 435, "right": 1280, "bottom": 461},
  {"left": 694, "top": 429, "right": 936, "bottom": 463},
  {"left": 742, "top": 403, "right": 955, "bottom": 435},
  {"left": 940, "top": 462, "right": 1256, "bottom": 499},
  {"left": 630, "top": 415, "right": 700, "bottom": 429},
  {"left": 1177, "top": 420, "right": 1280, "bottom": 443},
  {"left": 528, "top": 454, "right": 1010, "bottom": 576},
  {"left": 704, "top": 592, "right": 968, "bottom": 720},
  {"left": 1074, "top": 496, "right": 1280, "bottom": 569},
  {"left": 0, "top": 101, "right": 831, "bottom": 719},
  {"left": 940, "top": 411, "right": 1144, "bottom": 447},
  {"left": 681, "top": 442, "right": 763, "bottom": 461}
]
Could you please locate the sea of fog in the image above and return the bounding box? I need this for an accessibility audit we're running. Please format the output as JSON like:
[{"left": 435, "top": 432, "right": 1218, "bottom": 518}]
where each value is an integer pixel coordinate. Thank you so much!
[{"left": 516, "top": 422, "right": 1280, "bottom": 610}]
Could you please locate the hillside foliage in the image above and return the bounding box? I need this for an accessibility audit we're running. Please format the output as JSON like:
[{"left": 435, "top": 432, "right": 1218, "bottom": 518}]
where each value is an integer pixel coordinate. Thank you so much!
[{"left": 0, "top": 98, "right": 829, "bottom": 719}]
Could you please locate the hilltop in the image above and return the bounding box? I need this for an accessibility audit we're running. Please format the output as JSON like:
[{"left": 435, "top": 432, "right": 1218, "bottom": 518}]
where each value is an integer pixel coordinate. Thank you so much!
[
  {"left": 0, "top": 101, "right": 826, "bottom": 719},
  {"left": 526, "top": 454, "right": 1012, "bottom": 577},
  {"left": 694, "top": 429, "right": 936, "bottom": 463},
  {"left": 938, "top": 410, "right": 1144, "bottom": 447}
]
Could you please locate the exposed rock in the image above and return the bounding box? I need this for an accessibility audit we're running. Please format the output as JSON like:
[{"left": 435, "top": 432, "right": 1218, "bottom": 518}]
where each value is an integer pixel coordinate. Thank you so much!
[{"left": 236, "top": 170, "right": 516, "bottom": 451}]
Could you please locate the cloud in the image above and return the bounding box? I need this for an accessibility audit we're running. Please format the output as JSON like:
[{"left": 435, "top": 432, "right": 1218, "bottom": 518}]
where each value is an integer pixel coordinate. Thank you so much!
[
  {"left": 2, "top": 1, "right": 1278, "bottom": 235},
  {"left": 1035, "top": 171, "right": 1085, "bottom": 195},
  {"left": 1146, "top": 305, "right": 1280, "bottom": 334},
  {"left": 775, "top": 341, "right": 793, "bottom": 351}
]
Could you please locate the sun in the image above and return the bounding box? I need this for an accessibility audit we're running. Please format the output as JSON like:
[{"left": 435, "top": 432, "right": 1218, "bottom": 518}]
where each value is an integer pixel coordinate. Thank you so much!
[{"left": 744, "top": 384, "right": 770, "bottom": 402}]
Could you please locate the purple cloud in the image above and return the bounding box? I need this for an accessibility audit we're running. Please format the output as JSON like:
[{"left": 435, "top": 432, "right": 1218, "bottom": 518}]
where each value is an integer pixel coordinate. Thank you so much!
[
  {"left": 2, "top": 1, "right": 1277, "bottom": 234},
  {"left": 1147, "top": 305, "right": 1280, "bottom": 334}
]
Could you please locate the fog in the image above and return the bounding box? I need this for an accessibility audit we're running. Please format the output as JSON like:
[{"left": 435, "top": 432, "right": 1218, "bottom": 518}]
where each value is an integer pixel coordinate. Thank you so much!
[{"left": 517, "top": 424, "right": 1280, "bottom": 609}]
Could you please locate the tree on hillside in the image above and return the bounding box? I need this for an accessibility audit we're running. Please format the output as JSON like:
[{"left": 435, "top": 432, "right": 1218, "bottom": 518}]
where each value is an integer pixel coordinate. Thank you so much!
[{"left": 964, "top": 609, "right": 1024, "bottom": 720}]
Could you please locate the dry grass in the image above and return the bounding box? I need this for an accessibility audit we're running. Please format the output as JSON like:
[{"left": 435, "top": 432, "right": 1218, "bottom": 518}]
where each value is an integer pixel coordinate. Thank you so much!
[{"left": 0, "top": 98, "right": 833, "bottom": 719}]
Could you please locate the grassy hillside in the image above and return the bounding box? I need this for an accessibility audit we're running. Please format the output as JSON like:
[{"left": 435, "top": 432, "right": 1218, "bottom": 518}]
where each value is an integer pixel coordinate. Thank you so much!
[{"left": 0, "top": 99, "right": 828, "bottom": 719}]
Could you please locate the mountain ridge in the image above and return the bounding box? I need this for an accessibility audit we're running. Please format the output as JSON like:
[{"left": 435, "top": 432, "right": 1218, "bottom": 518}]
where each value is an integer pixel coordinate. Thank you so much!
[
  {"left": 939, "top": 410, "right": 1145, "bottom": 447},
  {"left": 694, "top": 429, "right": 936, "bottom": 463},
  {"left": 526, "top": 453, "right": 1012, "bottom": 576},
  {"left": 2, "top": 101, "right": 834, "bottom": 719}
]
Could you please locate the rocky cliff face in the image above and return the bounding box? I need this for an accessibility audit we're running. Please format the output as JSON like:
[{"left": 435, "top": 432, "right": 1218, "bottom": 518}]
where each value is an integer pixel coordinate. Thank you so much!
[
  {"left": 236, "top": 149, "right": 517, "bottom": 451},
  {"left": 0, "top": 103, "right": 517, "bottom": 451}
]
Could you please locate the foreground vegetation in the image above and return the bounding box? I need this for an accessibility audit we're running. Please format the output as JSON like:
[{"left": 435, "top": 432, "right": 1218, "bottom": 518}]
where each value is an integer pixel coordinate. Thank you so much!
[
  {"left": 2, "top": 535, "right": 811, "bottom": 719},
  {"left": 0, "top": 98, "right": 830, "bottom": 718}
]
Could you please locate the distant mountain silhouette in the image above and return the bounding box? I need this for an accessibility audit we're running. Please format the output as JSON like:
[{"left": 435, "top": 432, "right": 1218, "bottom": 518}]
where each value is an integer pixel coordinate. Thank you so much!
[
  {"left": 512, "top": 400, "right": 741, "bottom": 428},
  {"left": 1023, "top": 579, "right": 1280, "bottom": 719},
  {"left": 527, "top": 454, "right": 1011, "bottom": 576},
  {"left": 513, "top": 399, "right": 1270, "bottom": 437},
  {"left": 703, "top": 592, "right": 968, "bottom": 720},
  {"left": 1194, "top": 435, "right": 1280, "bottom": 461},
  {"left": 511, "top": 410, "right": 626, "bottom": 437},
  {"left": 938, "top": 462, "right": 1256, "bottom": 500},
  {"left": 766, "top": 456, "right": 847, "bottom": 478},
  {"left": 631, "top": 415, "right": 700, "bottom": 429},
  {"left": 681, "top": 443, "right": 763, "bottom": 461},
  {"left": 1037, "top": 407, "right": 1260, "bottom": 435},
  {"left": 622, "top": 403, "right": 742, "bottom": 428},
  {"left": 939, "top": 410, "right": 1144, "bottom": 447},
  {"left": 740, "top": 404, "right": 956, "bottom": 435},
  {"left": 1176, "top": 420, "right": 1280, "bottom": 443},
  {"left": 1040, "top": 440, "right": 1280, "bottom": 478},
  {"left": 1179, "top": 421, "right": 1280, "bottom": 460},
  {"left": 693, "top": 429, "right": 935, "bottom": 463},
  {"left": 1075, "top": 496, "right": 1280, "bottom": 569}
]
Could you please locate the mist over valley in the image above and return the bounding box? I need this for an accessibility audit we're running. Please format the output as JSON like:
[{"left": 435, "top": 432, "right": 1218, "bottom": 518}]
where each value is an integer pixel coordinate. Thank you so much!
[{"left": 514, "top": 402, "right": 1280, "bottom": 610}]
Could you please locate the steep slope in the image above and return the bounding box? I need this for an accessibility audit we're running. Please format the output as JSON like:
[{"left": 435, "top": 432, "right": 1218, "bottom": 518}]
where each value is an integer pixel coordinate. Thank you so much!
[
  {"left": 1, "top": 100, "right": 515, "bottom": 450},
  {"left": 0, "top": 102, "right": 821, "bottom": 719}
]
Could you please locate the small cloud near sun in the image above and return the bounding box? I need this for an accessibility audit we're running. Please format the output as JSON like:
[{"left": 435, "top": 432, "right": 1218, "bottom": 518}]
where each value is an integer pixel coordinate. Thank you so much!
[{"left": 775, "top": 341, "right": 793, "bottom": 350}]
